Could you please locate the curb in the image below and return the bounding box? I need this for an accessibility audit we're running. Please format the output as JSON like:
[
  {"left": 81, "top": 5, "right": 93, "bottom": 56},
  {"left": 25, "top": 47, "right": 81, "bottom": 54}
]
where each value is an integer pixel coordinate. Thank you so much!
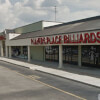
[
  {"left": 0, "top": 59, "right": 30, "bottom": 69},
  {"left": 35, "top": 69, "right": 100, "bottom": 88},
  {"left": 0, "top": 58, "right": 100, "bottom": 88}
]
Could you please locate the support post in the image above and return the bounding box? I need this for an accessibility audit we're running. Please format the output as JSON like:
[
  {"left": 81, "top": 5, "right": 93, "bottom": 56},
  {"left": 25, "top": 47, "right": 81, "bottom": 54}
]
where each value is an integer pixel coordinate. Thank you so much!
[
  {"left": 78, "top": 45, "right": 82, "bottom": 66},
  {"left": 59, "top": 45, "right": 63, "bottom": 68},
  {"left": 9, "top": 46, "right": 11, "bottom": 58},
  {"left": 28, "top": 46, "right": 30, "bottom": 62},
  {"left": 43, "top": 46, "right": 45, "bottom": 61},
  {"left": 1, "top": 41, "right": 4, "bottom": 57},
  {"left": 6, "top": 46, "right": 8, "bottom": 57},
  {"left": 20, "top": 46, "right": 23, "bottom": 55}
]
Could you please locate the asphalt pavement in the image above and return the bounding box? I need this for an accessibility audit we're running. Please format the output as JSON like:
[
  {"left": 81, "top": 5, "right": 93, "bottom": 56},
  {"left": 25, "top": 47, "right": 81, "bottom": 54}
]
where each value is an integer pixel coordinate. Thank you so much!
[
  {"left": 0, "top": 57, "right": 100, "bottom": 88},
  {"left": 0, "top": 61, "right": 100, "bottom": 100}
]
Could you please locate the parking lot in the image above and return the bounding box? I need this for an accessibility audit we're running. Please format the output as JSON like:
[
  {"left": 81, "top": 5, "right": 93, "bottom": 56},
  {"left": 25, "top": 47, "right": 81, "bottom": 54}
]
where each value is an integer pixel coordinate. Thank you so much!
[{"left": 0, "top": 61, "right": 100, "bottom": 100}]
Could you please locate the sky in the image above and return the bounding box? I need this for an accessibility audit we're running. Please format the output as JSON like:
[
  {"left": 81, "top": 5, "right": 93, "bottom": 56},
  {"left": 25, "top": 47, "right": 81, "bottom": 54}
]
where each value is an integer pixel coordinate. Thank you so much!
[{"left": 0, "top": 0, "right": 100, "bottom": 32}]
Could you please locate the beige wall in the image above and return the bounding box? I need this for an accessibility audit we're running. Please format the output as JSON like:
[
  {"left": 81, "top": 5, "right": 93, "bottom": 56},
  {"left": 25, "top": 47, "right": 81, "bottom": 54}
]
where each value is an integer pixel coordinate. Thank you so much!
[
  {"left": 6, "top": 34, "right": 31, "bottom": 46},
  {"left": 30, "top": 46, "right": 45, "bottom": 61}
]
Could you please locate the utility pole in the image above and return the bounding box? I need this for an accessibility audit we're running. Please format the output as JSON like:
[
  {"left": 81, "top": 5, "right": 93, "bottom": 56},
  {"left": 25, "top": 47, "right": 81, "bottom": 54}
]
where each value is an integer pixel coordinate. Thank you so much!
[{"left": 54, "top": 6, "right": 57, "bottom": 22}]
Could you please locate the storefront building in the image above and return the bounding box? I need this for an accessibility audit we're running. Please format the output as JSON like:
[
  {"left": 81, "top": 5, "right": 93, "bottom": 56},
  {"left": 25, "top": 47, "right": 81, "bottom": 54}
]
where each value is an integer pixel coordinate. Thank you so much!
[
  {"left": 0, "top": 20, "right": 62, "bottom": 59},
  {"left": 1, "top": 16, "right": 100, "bottom": 68}
]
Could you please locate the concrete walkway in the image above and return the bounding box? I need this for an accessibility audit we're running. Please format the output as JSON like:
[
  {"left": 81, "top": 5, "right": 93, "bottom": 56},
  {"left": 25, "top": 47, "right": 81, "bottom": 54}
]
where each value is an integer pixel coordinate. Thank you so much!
[{"left": 0, "top": 57, "right": 100, "bottom": 88}]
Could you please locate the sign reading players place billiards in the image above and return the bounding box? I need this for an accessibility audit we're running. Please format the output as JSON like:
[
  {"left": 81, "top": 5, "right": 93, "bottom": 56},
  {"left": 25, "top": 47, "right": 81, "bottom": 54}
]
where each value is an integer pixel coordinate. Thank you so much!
[{"left": 31, "top": 32, "right": 100, "bottom": 45}]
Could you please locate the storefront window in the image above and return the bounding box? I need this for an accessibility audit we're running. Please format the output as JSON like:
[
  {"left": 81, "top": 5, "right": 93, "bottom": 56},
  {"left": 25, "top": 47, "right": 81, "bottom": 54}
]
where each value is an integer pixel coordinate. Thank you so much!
[
  {"left": 23, "top": 46, "right": 28, "bottom": 59},
  {"left": 82, "top": 45, "right": 100, "bottom": 67},
  {"left": 12, "top": 46, "right": 21, "bottom": 57},
  {"left": 45, "top": 46, "right": 59, "bottom": 61},
  {"left": 12, "top": 46, "right": 28, "bottom": 59},
  {"left": 63, "top": 46, "right": 78, "bottom": 65}
]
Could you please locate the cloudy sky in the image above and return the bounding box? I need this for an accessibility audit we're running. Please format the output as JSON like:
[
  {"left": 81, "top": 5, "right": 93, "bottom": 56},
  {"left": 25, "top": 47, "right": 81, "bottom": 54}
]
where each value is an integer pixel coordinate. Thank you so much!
[{"left": 0, "top": 0, "right": 100, "bottom": 32}]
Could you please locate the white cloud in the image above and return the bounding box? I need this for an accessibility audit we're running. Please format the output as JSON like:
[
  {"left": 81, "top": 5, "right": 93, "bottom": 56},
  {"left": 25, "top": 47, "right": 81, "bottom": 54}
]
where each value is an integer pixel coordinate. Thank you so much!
[
  {"left": 13, "top": 1, "right": 47, "bottom": 23},
  {"left": 79, "top": 0, "right": 100, "bottom": 9},
  {"left": 0, "top": 0, "right": 47, "bottom": 31},
  {"left": 56, "top": 7, "right": 100, "bottom": 22},
  {"left": 0, "top": 0, "right": 17, "bottom": 31},
  {"left": 56, "top": 6, "right": 70, "bottom": 21},
  {"left": 0, "top": 0, "right": 100, "bottom": 32},
  {"left": 23, "top": 0, "right": 45, "bottom": 8}
]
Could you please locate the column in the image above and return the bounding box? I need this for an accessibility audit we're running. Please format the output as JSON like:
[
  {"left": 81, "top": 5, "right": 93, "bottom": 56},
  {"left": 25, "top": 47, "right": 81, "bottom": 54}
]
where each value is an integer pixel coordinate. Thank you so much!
[
  {"left": 20, "top": 46, "right": 23, "bottom": 55},
  {"left": 1, "top": 41, "right": 4, "bottom": 57},
  {"left": 28, "top": 46, "right": 30, "bottom": 62},
  {"left": 78, "top": 45, "right": 82, "bottom": 66},
  {"left": 9, "top": 46, "right": 11, "bottom": 58},
  {"left": 43, "top": 46, "right": 45, "bottom": 61},
  {"left": 6, "top": 46, "right": 8, "bottom": 57},
  {"left": 58, "top": 45, "right": 63, "bottom": 68}
]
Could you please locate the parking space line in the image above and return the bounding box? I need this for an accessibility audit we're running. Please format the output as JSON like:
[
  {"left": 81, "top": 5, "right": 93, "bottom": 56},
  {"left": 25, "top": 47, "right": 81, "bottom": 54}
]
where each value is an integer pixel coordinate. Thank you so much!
[
  {"left": 0, "top": 65, "right": 87, "bottom": 100},
  {"left": 28, "top": 75, "right": 40, "bottom": 79},
  {"left": 29, "top": 76, "right": 87, "bottom": 100}
]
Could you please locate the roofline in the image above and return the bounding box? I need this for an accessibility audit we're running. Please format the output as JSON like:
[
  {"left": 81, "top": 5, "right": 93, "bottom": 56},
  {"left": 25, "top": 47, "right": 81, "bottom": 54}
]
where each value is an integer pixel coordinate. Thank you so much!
[
  {"left": 45, "top": 15, "right": 100, "bottom": 29},
  {"left": 12, "top": 28, "right": 100, "bottom": 40},
  {"left": 42, "top": 20, "right": 63, "bottom": 23},
  {"left": 14, "top": 20, "right": 43, "bottom": 30},
  {"left": 14, "top": 20, "right": 63, "bottom": 31}
]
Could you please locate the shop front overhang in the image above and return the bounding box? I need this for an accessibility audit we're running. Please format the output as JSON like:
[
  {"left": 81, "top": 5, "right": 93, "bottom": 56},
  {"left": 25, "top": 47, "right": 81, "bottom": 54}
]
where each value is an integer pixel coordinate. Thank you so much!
[
  {"left": 6, "top": 31, "right": 100, "bottom": 46},
  {"left": 31, "top": 31, "right": 100, "bottom": 46}
]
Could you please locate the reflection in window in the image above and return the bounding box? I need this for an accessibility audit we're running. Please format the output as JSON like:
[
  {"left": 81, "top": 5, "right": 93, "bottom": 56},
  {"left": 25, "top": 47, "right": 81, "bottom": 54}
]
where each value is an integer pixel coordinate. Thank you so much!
[
  {"left": 45, "top": 46, "right": 59, "bottom": 61},
  {"left": 63, "top": 46, "right": 78, "bottom": 65},
  {"left": 82, "top": 45, "right": 100, "bottom": 67}
]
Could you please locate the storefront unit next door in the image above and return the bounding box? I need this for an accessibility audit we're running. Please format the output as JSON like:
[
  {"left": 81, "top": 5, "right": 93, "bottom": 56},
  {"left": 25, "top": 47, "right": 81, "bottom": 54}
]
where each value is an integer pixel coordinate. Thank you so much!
[{"left": 82, "top": 45, "right": 100, "bottom": 67}]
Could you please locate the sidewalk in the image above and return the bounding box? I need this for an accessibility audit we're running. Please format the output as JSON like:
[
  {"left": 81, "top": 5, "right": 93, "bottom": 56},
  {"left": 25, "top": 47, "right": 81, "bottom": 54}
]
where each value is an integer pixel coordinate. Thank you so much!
[{"left": 0, "top": 57, "right": 100, "bottom": 88}]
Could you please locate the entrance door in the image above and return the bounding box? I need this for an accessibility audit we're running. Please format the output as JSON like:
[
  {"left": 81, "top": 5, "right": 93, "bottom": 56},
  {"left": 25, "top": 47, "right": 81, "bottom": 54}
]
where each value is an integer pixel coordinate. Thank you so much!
[{"left": 82, "top": 45, "right": 100, "bottom": 67}]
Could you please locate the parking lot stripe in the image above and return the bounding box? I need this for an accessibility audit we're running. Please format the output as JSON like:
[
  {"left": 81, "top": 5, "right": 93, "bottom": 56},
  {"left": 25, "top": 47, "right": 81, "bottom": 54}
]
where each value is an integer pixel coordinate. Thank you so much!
[
  {"left": 28, "top": 75, "right": 40, "bottom": 79},
  {"left": 29, "top": 76, "right": 87, "bottom": 100},
  {"left": 0, "top": 66, "right": 87, "bottom": 100},
  {"left": 16, "top": 70, "right": 87, "bottom": 100}
]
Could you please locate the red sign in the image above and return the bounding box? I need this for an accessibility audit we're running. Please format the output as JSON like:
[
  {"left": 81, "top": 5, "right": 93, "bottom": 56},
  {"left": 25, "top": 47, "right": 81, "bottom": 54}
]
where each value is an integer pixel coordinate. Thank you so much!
[
  {"left": 31, "top": 32, "right": 100, "bottom": 45},
  {"left": 0, "top": 36, "right": 5, "bottom": 40}
]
